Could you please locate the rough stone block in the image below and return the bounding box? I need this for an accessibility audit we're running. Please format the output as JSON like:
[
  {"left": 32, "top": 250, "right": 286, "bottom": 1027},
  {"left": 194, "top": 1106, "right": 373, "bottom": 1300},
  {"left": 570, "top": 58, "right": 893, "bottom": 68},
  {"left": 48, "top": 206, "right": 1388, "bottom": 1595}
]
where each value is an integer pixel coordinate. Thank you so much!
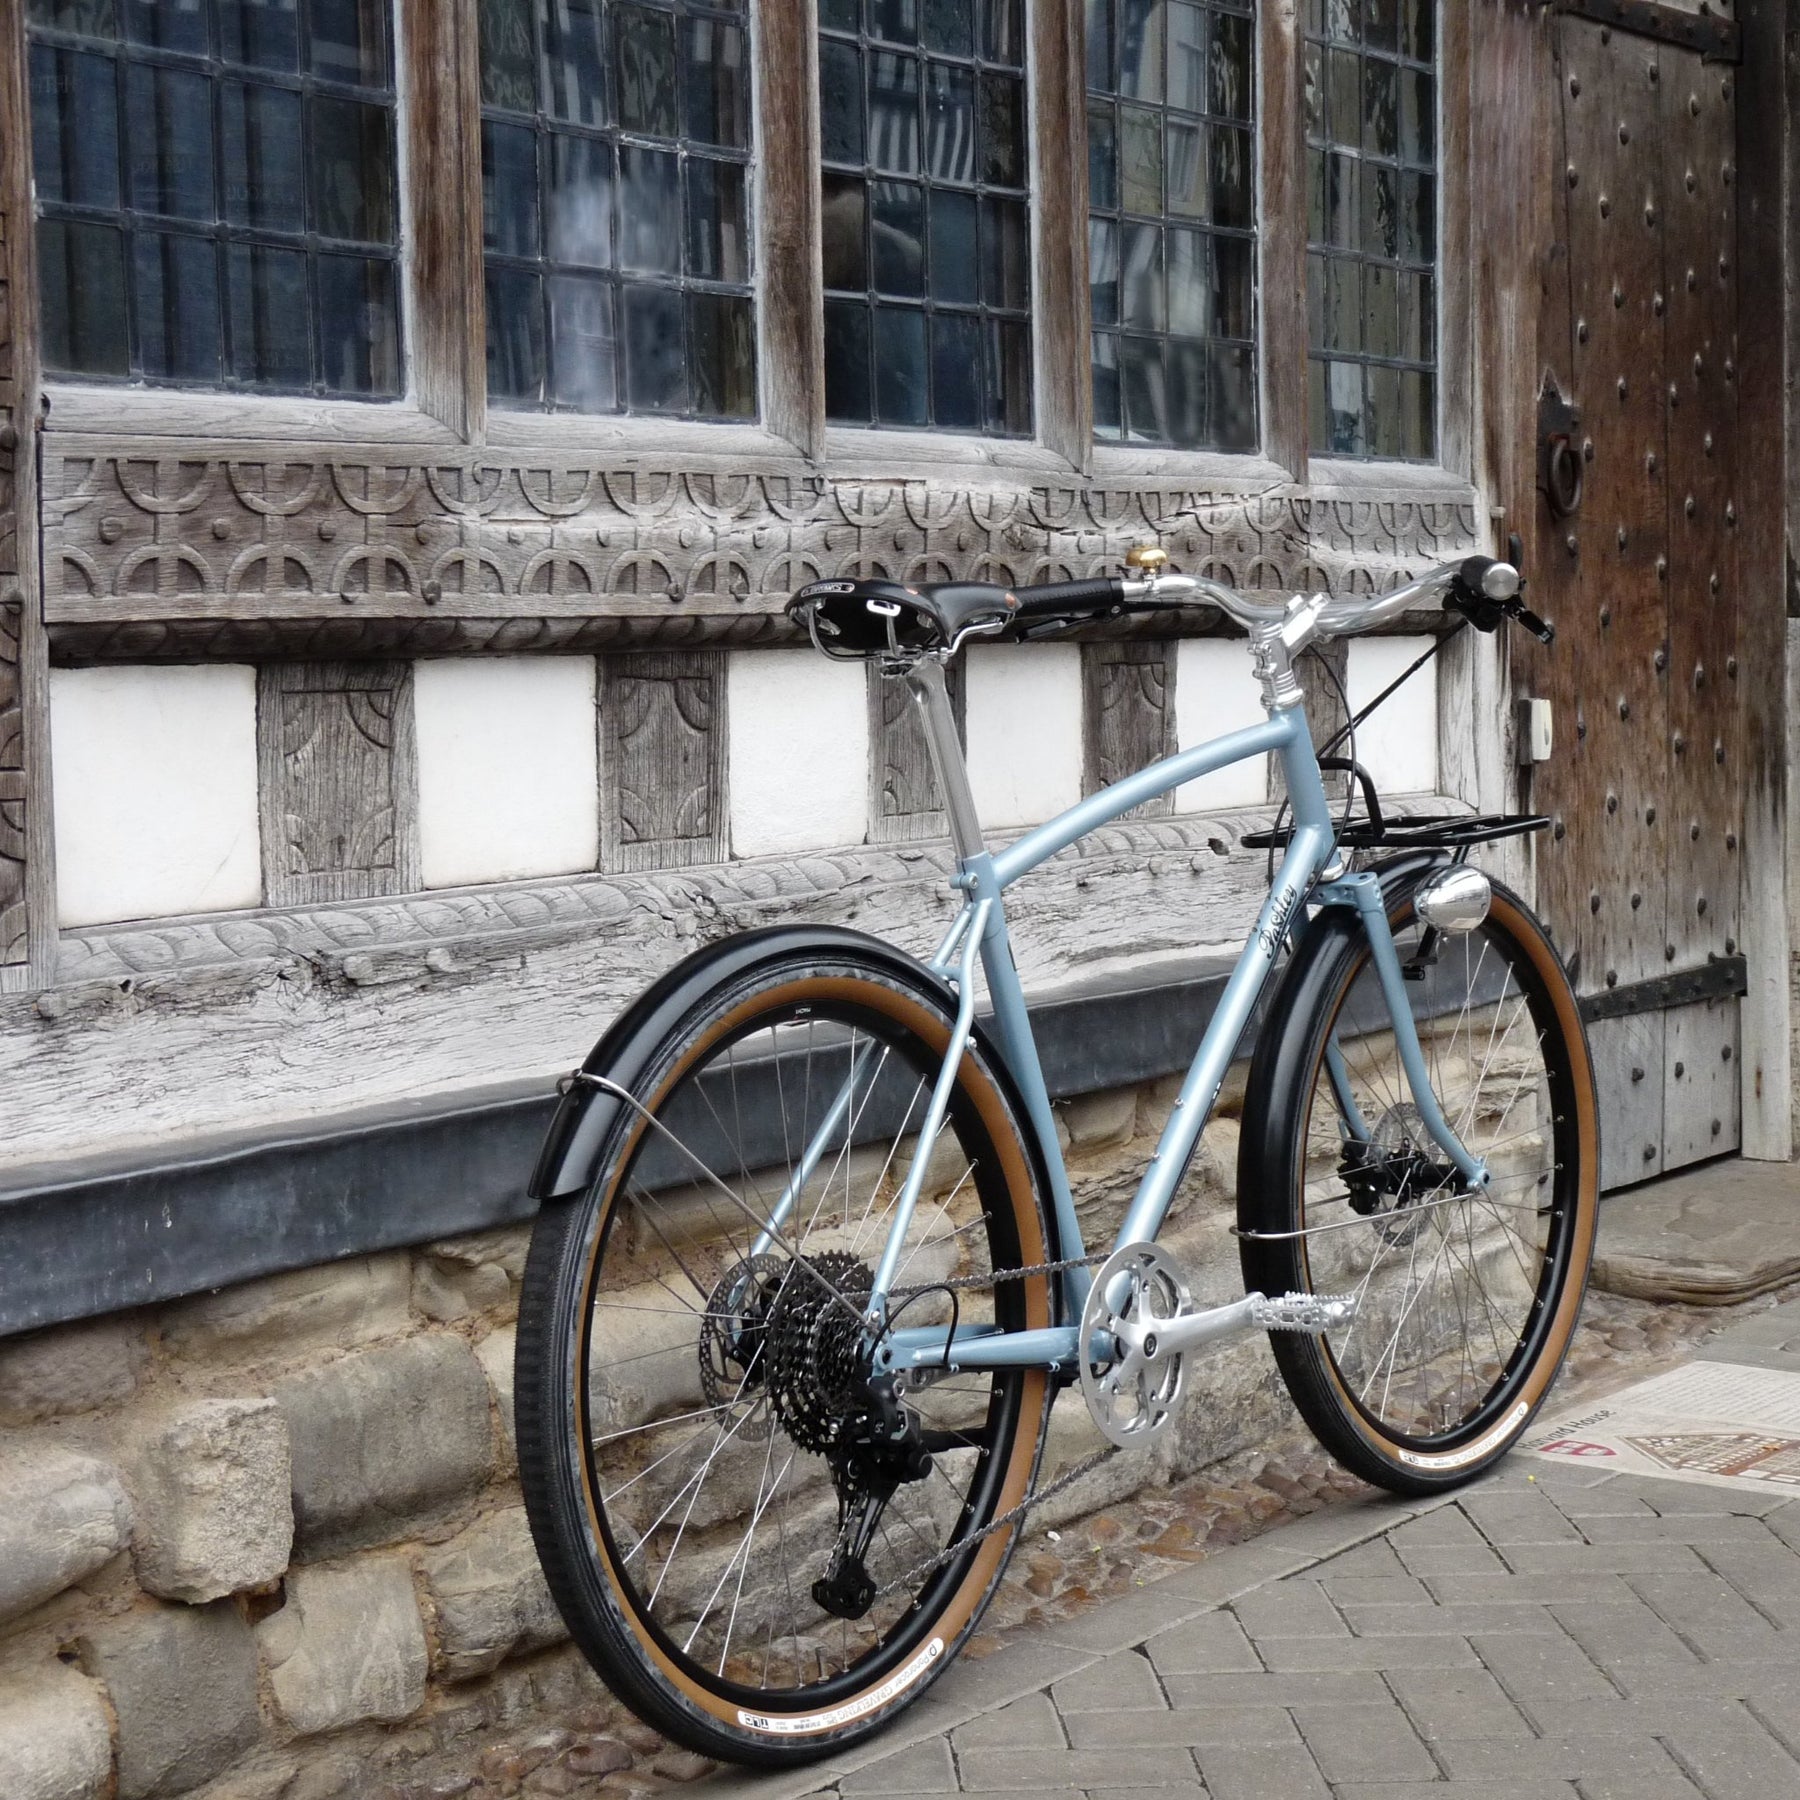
[
  {"left": 126, "top": 1398, "right": 294, "bottom": 1602},
  {"left": 162, "top": 1254, "right": 412, "bottom": 1362},
  {"left": 422, "top": 1506, "right": 568, "bottom": 1681},
  {"left": 475, "top": 1326, "right": 517, "bottom": 1459},
  {"left": 274, "top": 1335, "right": 495, "bottom": 1555},
  {"left": 1060, "top": 1087, "right": 1140, "bottom": 1151},
  {"left": 413, "top": 1256, "right": 512, "bottom": 1322},
  {"left": 259, "top": 1557, "right": 429, "bottom": 1735},
  {"left": 79, "top": 1601, "right": 261, "bottom": 1800},
  {"left": 0, "top": 1662, "right": 114, "bottom": 1800},
  {"left": 0, "top": 1446, "right": 133, "bottom": 1623},
  {"left": 0, "top": 1317, "right": 148, "bottom": 1424}
]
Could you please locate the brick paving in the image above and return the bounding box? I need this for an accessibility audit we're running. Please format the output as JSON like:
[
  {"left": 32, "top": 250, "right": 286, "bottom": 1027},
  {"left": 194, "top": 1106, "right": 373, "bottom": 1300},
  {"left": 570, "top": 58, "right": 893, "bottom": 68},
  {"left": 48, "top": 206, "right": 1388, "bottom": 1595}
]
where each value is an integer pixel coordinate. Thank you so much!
[{"left": 693, "top": 1298, "right": 1800, "bottom": 1800}]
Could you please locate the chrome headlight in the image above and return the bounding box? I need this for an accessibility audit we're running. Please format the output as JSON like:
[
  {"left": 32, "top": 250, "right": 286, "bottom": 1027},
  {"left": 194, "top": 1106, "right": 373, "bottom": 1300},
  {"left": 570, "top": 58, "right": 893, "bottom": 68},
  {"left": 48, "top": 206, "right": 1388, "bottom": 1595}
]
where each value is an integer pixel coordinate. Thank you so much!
[{"left": 1414, "top": 865, "right": 1492, "bottom": 934}]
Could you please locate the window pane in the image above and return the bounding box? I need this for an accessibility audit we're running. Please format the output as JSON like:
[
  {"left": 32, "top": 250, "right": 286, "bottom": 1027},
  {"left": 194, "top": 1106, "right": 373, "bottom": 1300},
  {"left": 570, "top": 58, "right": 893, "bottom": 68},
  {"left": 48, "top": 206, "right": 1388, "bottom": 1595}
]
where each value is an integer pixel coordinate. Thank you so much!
[
  {"left": 39, "top": 219, "right": 129, "bottom": 375},
  {"left": 228, "top": 240, "right": 311, "bottom": 386},
  {"left": 29, "top": 2, "right": 399, "bottom": 395},
  {"left": 819, "top": 0, "right": 1031, "bottom": 435},
  {"left": 1304, "top": 4, "right": 1438, "bottom": 459},
  {"left": 487, "top": 264, "right": 547, "bottom": 401},
  {"left": 1087, "top": 0, "right": 1258, "bottom": 450},
  {"left": 221, "top": 82, "right": 305, "bottom": 230},
  {"left": 316, "top": 251, "right": 399, "bottom": 393},
  {"left": 135, "top": 231, "right": 221, "bottom": 380},
  {"left": 548, "top": 272, "right": 616, "bottom": 409},
  {"left": 219, "top": 0, "right": 302, "bottom": 73},
  {"left": 480, "top": 0, "right": 756, "bottom": 419}
]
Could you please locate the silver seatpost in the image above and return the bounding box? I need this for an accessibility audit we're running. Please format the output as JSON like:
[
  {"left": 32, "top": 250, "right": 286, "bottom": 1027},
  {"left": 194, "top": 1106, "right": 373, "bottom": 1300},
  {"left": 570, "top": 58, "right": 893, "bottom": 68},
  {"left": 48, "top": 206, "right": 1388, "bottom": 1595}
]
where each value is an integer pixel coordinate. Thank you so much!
[{"left": 904, "top": 658, "right": 986, "bottom": 862}]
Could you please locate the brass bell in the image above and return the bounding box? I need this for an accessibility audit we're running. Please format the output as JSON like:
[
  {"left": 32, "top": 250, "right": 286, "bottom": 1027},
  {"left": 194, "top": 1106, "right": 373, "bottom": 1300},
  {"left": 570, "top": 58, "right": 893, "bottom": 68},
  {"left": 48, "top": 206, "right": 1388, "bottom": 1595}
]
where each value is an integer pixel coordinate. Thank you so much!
[{"left": 1125, "top": 544, "right": 1169, "bottom": 574}]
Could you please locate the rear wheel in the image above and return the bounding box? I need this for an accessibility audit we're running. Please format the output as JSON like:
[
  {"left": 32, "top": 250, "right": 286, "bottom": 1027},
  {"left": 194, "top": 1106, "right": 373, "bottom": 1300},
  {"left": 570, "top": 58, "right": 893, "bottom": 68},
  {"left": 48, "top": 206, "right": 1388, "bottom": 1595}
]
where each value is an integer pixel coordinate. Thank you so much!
[
  {"left": 516, "top": 949, "right": 1055, "bottom": 1765},
  {"left": 1240, "top": 874, "right": 1598, "bottom": 1493}
]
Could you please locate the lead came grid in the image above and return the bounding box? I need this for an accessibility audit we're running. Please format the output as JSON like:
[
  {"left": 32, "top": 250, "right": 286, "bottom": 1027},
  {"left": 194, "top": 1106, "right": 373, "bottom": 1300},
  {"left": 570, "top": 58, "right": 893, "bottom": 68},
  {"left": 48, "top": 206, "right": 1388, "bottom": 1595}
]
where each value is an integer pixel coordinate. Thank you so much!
[
  {"left": 1305, "top": 0, "right": 1437, "bottom": 461},
  {"left": 26, "top": 0, "right": 401, "bottom": 396},
  {"left": 479, "top": 0, "right": 756, "bottom": 418},
  {"left": 819, "top": 0, "right": 1032, "bottom": 437},
  {"left": 1086, "top": 0, "right": 1258, "bottom": 451}
]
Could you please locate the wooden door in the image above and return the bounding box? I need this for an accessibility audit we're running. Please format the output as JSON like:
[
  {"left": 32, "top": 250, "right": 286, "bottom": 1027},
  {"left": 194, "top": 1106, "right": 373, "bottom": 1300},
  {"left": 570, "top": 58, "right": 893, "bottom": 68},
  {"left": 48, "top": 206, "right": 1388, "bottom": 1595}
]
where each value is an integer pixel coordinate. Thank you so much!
[{"left": 1528, "top": 5, "right": 1745, "bottom": 1189}]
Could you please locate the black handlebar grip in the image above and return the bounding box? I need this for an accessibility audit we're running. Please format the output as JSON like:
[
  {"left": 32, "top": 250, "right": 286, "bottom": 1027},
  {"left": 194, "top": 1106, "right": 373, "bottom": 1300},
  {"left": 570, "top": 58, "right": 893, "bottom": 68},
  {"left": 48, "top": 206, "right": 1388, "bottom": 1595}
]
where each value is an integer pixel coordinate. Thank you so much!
[{"left": 1010, "top": 577, "right": 1127, "bottom": 619}]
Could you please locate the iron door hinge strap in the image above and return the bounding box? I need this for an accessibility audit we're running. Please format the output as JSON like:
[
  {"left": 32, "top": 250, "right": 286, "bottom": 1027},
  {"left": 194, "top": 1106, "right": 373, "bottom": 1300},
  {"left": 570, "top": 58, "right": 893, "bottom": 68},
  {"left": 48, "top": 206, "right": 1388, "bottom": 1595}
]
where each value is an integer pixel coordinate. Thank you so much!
[{"left": 1553, "top": 0, "right": 1740, "bottom": 62}]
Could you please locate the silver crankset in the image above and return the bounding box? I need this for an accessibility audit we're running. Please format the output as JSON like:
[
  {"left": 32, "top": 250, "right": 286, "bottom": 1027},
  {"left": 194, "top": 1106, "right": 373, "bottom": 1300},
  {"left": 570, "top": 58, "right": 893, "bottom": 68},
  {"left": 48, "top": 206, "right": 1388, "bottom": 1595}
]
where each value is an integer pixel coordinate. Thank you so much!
[
  {"left": 1079, "top": 1242, "right": 1361, "bottom": 1450},
  {"left": 1078, "top": 1244, "right": 1192, "bottom": 1449}
]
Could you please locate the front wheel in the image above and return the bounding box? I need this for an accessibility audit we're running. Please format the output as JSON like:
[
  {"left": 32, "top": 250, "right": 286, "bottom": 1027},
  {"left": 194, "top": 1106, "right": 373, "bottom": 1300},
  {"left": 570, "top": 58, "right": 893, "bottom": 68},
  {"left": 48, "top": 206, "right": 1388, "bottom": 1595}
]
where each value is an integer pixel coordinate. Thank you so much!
[
  {"left": 515, "top": 945, "right": 1056, "bottom": 1766},
  {"left": 1239, "top": 872, "right": 1598, "bottom": 1494}
]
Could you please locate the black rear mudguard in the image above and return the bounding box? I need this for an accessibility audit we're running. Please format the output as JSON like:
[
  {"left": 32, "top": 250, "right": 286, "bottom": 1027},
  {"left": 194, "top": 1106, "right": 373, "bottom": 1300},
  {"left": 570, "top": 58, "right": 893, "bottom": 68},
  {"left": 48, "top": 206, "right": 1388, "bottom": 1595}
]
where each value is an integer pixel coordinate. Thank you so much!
[{"left": 528, "top": 928, "right": 1066, "bottom": 1291}]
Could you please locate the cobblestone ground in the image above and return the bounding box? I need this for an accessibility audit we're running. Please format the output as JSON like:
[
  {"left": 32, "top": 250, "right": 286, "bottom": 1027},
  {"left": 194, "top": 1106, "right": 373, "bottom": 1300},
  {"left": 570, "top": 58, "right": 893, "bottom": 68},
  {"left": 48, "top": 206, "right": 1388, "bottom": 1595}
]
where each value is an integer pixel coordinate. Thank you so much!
[{"left": 370, "top": 1281, "right": 1797, "bottom": 1800}]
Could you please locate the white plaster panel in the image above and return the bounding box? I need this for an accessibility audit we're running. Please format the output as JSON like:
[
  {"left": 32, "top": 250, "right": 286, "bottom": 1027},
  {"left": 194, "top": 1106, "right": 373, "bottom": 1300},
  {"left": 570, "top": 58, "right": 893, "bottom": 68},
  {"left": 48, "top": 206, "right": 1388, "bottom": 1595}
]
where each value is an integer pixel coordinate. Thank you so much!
[
  {"left": 728, "top": 649, "right": 869, "bottom": 856},
  {"left": 964, "top": 644, "right": 1083, "bottom": 831},
  {"left": 1173, "top": 638, "right": 1268, "bottom": 812},
  {"left": 414, "top": 657, "right": 599, "bottom": 888},
  {"left": 51, "top": 664, "right": 261, "bottom": 927},
  {"left": 1347, "top": 636, "right": 1438, "bottom": 796}
]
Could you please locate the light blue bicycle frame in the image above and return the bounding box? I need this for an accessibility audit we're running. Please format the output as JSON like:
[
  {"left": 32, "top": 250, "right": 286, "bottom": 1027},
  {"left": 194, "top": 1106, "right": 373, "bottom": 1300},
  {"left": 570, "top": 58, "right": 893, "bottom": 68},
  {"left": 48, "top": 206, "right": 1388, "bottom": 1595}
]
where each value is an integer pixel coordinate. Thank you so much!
[{"left": 749, "top": 665, "right": 1489, "bottom": 1379}]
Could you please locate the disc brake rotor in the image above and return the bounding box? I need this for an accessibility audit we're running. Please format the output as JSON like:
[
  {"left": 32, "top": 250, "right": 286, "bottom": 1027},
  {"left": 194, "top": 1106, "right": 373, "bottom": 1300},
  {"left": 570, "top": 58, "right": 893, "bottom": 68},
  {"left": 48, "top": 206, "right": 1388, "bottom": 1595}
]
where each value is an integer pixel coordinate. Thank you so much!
[{"left": 1078, "top": 1242, "right": 1191, "bottom": 1450}]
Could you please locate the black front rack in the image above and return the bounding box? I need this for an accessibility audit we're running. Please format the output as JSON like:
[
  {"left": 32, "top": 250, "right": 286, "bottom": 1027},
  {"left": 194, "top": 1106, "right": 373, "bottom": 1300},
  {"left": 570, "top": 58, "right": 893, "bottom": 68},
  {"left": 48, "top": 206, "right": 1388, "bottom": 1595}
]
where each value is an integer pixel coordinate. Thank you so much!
[{"left": 1240, "top": 811, "right": 1550, "bottom": 852}]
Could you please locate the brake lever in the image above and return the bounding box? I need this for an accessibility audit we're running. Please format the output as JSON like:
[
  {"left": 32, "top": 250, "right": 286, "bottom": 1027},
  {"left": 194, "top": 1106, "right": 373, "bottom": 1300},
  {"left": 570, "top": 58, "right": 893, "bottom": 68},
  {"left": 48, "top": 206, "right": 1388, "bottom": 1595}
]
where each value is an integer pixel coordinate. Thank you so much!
[{"left": 1443, "top": 584, "right": 1555, "bottom": 647}]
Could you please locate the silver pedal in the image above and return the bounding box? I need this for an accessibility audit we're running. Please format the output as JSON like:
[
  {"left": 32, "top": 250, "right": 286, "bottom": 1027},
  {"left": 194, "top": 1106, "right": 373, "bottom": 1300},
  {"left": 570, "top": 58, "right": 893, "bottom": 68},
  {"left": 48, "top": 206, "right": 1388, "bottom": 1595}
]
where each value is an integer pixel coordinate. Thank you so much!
[{"left": 1251, "top": 1292, "right": 1357, "bottom": 1333}]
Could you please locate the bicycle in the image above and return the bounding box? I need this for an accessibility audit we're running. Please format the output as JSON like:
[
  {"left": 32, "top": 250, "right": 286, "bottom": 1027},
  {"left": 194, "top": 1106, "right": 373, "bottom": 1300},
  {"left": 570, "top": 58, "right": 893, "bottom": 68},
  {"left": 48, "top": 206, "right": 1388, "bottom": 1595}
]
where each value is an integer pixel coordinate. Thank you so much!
[{"left": 514, "top": 547, "right": 1599, "bottom": 1765}]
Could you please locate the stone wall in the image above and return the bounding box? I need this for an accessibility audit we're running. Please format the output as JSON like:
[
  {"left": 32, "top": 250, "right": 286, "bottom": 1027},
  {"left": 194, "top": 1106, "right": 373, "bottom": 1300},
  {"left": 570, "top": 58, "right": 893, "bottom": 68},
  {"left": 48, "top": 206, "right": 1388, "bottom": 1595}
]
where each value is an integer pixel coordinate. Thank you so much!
[{"left": 0, "top": 1069, "right": 1293, "bottom": 1800}]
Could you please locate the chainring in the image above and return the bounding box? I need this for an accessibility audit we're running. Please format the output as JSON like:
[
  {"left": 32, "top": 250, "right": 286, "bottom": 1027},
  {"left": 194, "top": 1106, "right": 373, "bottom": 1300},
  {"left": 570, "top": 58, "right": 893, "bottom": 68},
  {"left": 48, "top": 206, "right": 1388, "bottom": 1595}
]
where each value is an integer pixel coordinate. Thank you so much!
[{"left": 1077, "top": 1242, "right": 1190, "bottom": 1450}]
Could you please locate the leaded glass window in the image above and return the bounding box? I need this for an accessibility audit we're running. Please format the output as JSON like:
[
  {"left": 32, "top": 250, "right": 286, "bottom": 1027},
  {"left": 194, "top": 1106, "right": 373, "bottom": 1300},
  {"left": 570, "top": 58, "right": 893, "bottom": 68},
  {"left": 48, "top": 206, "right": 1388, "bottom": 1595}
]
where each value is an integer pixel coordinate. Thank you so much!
[
  {"left": 479, "top": 0, "right": 755, "bottom": 418},
  {"left": 818, "top": 0, "right": 1031, "bottom": 436},
  {"left": 27, "top": 0, "right": 401, "bottom": 396},
  {"left": 1086, "top": 0, "right": 1256, "bottom": 451},
  {"left": 1305, "top": 0, "right": 1436, "bottom": 460}
]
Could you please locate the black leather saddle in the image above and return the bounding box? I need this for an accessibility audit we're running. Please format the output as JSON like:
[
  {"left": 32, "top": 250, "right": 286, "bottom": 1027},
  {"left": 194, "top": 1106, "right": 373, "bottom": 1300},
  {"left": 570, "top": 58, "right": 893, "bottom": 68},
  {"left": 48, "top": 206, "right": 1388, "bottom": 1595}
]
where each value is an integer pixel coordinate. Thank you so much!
[{"left": 787, "top": 577, "right": 1018, "bottom": 654}]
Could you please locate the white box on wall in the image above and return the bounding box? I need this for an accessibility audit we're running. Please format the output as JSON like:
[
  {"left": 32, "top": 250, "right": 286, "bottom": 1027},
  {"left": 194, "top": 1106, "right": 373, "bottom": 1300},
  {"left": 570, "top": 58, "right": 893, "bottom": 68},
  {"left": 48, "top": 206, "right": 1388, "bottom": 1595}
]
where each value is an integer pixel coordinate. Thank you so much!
[
  {"left": 413, "top": 657, "right": 600, "bottom": 888},
  {"left": 1173, "top": 638, "right": 1268, "bottom": 812},
  {"left": 964, "top": 643, "right": 1083, "bottom": 831},
  {"left": 51, "top": 664, "right": 262, "bottom": 927},
  {"left": 728, "top": 649, "right": 869, "bottom": 856},
  {"left": 1347, "top": 636, "right": 1438, "bottom": 796}
]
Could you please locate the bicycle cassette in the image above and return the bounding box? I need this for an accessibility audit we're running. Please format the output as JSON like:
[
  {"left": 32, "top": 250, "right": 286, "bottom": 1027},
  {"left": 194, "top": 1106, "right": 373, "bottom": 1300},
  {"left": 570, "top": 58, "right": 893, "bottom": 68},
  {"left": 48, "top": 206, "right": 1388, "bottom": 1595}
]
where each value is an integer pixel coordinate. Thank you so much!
[{"left": 1078, "top": 1242, "right": 1191, "bottom": 1450}]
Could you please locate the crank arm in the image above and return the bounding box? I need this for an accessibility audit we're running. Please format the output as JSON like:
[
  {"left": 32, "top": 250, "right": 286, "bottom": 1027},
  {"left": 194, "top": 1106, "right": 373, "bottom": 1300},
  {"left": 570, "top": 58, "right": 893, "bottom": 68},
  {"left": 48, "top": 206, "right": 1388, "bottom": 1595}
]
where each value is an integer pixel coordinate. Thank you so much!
[{"left": 1114, "top": 1290, "right": 1358, "bottom": 1360}]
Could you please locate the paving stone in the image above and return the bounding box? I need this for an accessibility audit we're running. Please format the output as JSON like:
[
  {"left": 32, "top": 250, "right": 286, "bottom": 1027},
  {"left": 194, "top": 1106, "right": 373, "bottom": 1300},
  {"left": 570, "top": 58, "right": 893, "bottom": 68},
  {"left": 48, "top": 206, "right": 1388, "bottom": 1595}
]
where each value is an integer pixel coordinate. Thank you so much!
[
  {"left": 0, "top": 1444, "right": 132, "bottom": 1623},
  {"left": 1465, "top": 1627, "right": 1617, "bottom": 1709},
  {"left": 79, "top": 1600, "right": 261, "bottom": 1799},
  {"left": 837, "top": 1737, "right": 955, "bottom": 1795},
  {"left": 0, "top": 1661, "right": 114, "bottom": 1800},
  {"left": 125, "top": 1397, "right": 293, "bottom": 1602},
  {"left": 1305, "top": 1539, "right": 1411, "bottom": 1581},
  {"left": 1049, "top": 1649, "right": 1165, "bottom": 1713},
  {"left": 1546, "top": 1599, "right": 1702, "bottom": 1670},
  {"left": 949, "top": 1694, "right": 1064, "bottom": 1752},
  {"left": 1229, "top": 1581, "right": 1348, "bottom": 1640},
  {"left": 1625, "top": 1565, "right": 1787, "bottom": 1657},
  {"left": 1314, "top": 1575, "right": 1431, "bottom": 1609},
  {"left": 259, "top": 1556, "right": 429, "bottom": 1735},
  {"left": 1579, "top": 1511, "right": 1776, "bottom": 1543},
  {"left": 1190, "top": 1744, "right": 1330, "bottom": 1800},
  {"left": 1421, "top": 1570, "right": 1637, "bottom": 1606},
  {"left": 1258, "top": 1633, "right": 1479, "bottom": 1673},
  {"left": 1457, "top": 1490, "right": 1585, "bottom": 1544},
  {"left": 1141, "top": 1611, "right": 1260, "bottom": 1676},
  {"left": 1497, "top": 1540, "right": 1710, "bottom": 1576},
  {"left": 1512, "top": 1697, "right": 1726, "bottom": 1739},
  {"left": 1158, "top": 1671, "right": 1387, "bottom": 1711},
  {"left": 1291, "top": 1702, "right": 1436, "bottom": 1784},
  {"left": 274, "top": 1335, "right": 495, "bottom": 1555},
  {"left": 1383, "top": 1665, "right": 1535, "bottom": 1741},
  {"left": 1331, "top": 1786, "right": 1577, "bottom": 1800},
  {"left": 0, "top": 1316, "right": 148, "bottom": 1424},
  {"left": 1656, "top": 1707, "right": 1800, "bottom": 1800},
  {"left": 1062, "top": 1707, "right": 1297, "bottom": 1751},
  {"left": 1339, "top": 1602, "right": 1563, "bottom": 1637},
  {"left": 1437, "top": 1734, "right": 1702, "bottom": 1783},
  {"left": 1389, "top": 1540, "right": 1509, "bottom": 1578},
  {"left": 951, "top": 1747, "right": 1202, "bottom": 1790}
]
